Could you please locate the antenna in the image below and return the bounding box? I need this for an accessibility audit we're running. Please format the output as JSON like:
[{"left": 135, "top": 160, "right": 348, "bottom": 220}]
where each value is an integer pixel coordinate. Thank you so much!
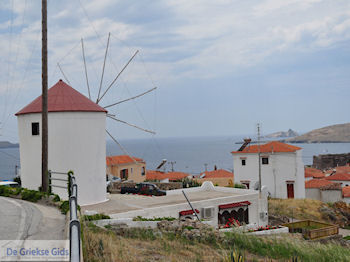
[
  {"left": 169, "top": 161, "right": 176, "bottom": 172},
  {"left": 257, "top": 123, "right": 262, "bottom": 197},
  {"left": 156, "top": 159, "right": 167, "bottom": 170}
]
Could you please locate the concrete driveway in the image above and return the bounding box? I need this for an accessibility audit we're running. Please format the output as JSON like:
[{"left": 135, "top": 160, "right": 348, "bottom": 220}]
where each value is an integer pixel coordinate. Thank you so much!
[{"left": 0, "top": 197, "right": 66, "bottom": 240}]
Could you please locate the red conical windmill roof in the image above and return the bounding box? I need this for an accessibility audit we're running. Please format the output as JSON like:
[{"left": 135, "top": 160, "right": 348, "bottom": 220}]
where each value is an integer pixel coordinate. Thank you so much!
[{"left": 15, "top": 80, "right": 107, "bottom": 116}]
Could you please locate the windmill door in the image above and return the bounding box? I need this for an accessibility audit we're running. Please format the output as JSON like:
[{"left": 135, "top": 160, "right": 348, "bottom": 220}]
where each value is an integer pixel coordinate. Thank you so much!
[{"left": 287, "top": 183, "right": 294, "bottom": 199}]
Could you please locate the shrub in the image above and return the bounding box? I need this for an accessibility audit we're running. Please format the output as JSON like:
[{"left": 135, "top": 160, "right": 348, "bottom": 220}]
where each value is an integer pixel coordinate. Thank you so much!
[
  {"left": 59, "top": 200, "right": 70, "bottom": 214},
  {"left": 132, "top": 216, "right": 176, "bottom": 221},
  {"left": 52, "top": 194, "right": 60, "bottom": 202},
  {"left": 21, "top": 189, "right": 43, "bottom": 202},
  {"left": 0, "top": 185, "right": 11, "bottom": 197},
  {"left": 84, "top": 214, "right": 111, "bottom": 221}
]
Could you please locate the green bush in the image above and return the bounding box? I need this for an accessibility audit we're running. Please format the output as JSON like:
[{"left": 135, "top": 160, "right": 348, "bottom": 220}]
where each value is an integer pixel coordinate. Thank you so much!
[
  {"left": 0, "top": 186, "right": 11, "bottom": 197},
  {"left": 52, "top": 194, "right": 60, "bottom": 202},
  {"left": 132, "top": 216, "right": 176, "bottom": 221},
  {"left": 59, "top": 200, "right": 70, "bottom": 214},
  {"left": 83, "top": 214, "right": 111, "bottom": 221},
  {"left": 21, "top": 189, "right": 44, "bottom": 202}
]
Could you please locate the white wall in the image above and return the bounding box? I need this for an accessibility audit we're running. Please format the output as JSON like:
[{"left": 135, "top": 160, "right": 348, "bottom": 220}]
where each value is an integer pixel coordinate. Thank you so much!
[
  {"left": 109, "top": 185, "right": 268, "bottom": 227},
  {"left": 306, "top": 188, "right": 321, "bottom": 201},
  {"left": 233, "top": 150, "right": 305, "bottom": 199},
  {"left": 343, "top": 197, "right": 350, "bottom": 204},
  {"left": 17, "top": 111, "right": 106, "bottom": 205},
  {"left": 320, "top": 190, "right": 342, "bottom": 203}
]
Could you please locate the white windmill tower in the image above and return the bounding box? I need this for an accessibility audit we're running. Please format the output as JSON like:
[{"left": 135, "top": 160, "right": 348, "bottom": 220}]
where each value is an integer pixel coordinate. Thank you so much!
[{"left": 16, "top": 33, "right": 157, "bottom": 206}]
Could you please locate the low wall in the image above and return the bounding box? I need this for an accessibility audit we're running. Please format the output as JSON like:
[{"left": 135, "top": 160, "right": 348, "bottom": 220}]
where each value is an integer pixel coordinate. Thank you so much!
[
  {"left": 108, "top": 181, "right": 183, "bottom": 193},
  {"left": 195, "top": 178, "right": 231, "bottom": 187},
  {"left": 283, "top": 220, "right": 339, "bottom": 240}
]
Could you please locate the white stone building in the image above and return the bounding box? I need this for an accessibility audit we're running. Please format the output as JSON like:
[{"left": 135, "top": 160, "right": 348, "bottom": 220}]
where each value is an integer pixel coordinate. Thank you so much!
[
  {"left": 232, "top": 141, "right": 305, "bottom": 199},
  {"left": 16, "top": 80, "right": 107, "bottom": 205},
  {"left": 86, "top": 182, "right": 269, "bottom": 228}
]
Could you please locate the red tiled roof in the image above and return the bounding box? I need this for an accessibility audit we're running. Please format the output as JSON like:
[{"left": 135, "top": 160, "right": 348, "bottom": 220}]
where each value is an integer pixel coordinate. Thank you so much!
[
  {"left": 145, "top": 170, "right": 166, "bottom": 180},
  {"left": 320, "top": 183, "right": 341, "bottom": 191},
  {"left": 325, "top": 172, "right": 350, "bottom": 181},
  {"left": 305, "top": 179, "right": 335, "bottom": 189},
  {"left": 305, "top": 167, "right": 325, "bottom": 178},
  {"left": 106, "top": 155, "right": 144, "bottom": 166},
  {"left": 200, "top": 169, "right": 234, "bottom": 178},
  {"left": 145, "top": 170, "right": 190, "bottom": 181},
  {"left": 335, "top": 166, "right": 350, "bottom": 174},
  {"left": 16, "top": 80, "right": 107, "bottom": 115},
  {"left": 231, "top": 141, "right": 301, "bottom": 154},
  {"left": 343, "top": 186, "right": 350, "bottom": 198}
]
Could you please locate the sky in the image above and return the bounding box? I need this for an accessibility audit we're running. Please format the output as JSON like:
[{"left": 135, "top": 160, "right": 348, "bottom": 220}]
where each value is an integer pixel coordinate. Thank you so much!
[{"left": 0, "top": 0, "right": 350, "bottom": 142}]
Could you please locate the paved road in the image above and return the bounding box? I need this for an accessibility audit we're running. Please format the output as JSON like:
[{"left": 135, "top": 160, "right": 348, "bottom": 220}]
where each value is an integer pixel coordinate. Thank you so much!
[{"left": 0, "top": 197, "right": 66, "bottom": 240}]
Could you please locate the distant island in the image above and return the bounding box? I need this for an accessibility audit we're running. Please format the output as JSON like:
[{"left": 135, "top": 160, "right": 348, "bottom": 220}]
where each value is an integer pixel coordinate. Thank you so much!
[
  {"left": 286, "top": 123, "right": 350, "bottom": 143},
  {"left": 265, "top": 129, "right": 298, "bottom": 138},
  {"left": 0, "top": 141, "right": 19, "bottom": 148}
]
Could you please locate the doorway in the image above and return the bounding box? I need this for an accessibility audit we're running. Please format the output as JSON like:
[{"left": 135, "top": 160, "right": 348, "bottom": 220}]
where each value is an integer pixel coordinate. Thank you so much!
[{"left": 287, "top": 183, "right": 294, "bottom": 198}]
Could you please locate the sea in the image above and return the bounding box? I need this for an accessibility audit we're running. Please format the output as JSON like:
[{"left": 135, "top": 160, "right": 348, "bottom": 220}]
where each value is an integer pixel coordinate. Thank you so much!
[{"left": 1, "top": 135, "right": 350, "bottom": 181}]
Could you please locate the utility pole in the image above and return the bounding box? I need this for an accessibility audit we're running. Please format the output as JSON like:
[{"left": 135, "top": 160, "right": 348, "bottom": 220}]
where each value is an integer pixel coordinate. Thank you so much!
[
  {"left": 41, "top": 0, "right": 48, "bottom": 192},
  {"left": 257, "top": 123, "right": 262, "bottom": 198}
]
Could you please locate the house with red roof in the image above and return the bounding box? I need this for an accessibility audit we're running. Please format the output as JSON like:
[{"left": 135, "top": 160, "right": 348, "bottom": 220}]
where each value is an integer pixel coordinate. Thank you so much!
[
  {"left": 232, "top": 140, "right": 305, "bottom": 199},
  {"left": 106, "top": 155, "right": 146, "bottom": 182},
  {"left": 305, "top": 167, "right": 325, "bottom": 181},
  {"left": 325, "top": 172, "right": 350, "bottom": 187},
  {"left": 16, "top": 80, "right": 107, "bottom": 205},
  {"left": 196, "top": 169, "right": 234, "bottom": 187},
  {"left": 305, "top": 179, "right": 342, "bottom": 203}
]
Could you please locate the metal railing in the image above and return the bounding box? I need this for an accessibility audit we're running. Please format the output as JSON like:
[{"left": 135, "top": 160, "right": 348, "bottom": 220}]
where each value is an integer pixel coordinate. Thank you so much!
[
  {"left": 68, "top": 173, "right": 81, "bottom": 262},
  {"left": 49, "top": 171, "right": 80, "bottom": 262},
  {"left": 48, "top": 170, "right": 68, "bottom": 189}
]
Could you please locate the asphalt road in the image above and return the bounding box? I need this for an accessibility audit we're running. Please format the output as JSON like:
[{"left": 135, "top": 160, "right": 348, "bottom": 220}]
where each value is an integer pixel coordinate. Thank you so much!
[{"left": 0, "top": 197, "right": 66, "bottom": 240}]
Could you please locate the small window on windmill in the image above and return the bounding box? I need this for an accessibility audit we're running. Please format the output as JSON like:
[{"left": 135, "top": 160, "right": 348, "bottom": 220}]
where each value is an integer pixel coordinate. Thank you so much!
[
  {"left": 31, "top": 122, "right": 39, "bottom": 136},
  {"left": 241, "top": 159, "right": 246, "bottom": 166}
]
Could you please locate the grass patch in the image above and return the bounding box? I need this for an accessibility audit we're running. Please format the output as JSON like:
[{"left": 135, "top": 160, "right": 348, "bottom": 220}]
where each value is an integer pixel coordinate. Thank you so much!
[
  {"left": 269, "top": 198, "right": 328, "bottom": 222},
  {"left": 82, "top": 223, "right": 224, "bottom": 262},
  {"left": 84, "top": 214, "right": 111, "bottom": 221},
  {"left": 223, "top": 232, "right": 350, "bottom": 262}
]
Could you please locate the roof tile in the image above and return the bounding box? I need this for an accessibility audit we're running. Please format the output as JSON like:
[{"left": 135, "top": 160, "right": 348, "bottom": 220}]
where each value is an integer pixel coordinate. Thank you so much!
[
  {"left": 231, "top": 141, "right": 301, "bottom": 154},
  {"left": 305, "top": 179, "right": 335, "bottom": 189},
  {"left": 106, "top": 155, "right": 144, "bottom": 165},
  {"left": 16, "top": 80, "right": 107, "bottom": 115}
]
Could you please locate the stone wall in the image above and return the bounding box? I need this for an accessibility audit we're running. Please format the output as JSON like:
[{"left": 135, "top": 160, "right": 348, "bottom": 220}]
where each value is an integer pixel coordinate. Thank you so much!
[
  {"left": 313, "top": 153, "right": 350, "bottom": 170},
  {"left": 108, "top": 181, "right": 183, "bottom": 193}
]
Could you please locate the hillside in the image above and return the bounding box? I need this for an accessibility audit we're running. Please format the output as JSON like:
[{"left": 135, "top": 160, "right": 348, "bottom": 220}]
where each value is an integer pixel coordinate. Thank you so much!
[
  {"left": 265, "top": 129, "right": 298, "bottom": 138},
  {"left": 287, "top": 123, "right": 350, "bottom": 143}
]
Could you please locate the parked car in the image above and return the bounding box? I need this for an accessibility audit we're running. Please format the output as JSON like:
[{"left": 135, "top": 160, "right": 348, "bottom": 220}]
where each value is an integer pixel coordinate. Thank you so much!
[
  {"left": 0, "top": 181, "right": 19, "bottom": 188},
  {"left": 121, "top": 182, "right": 166, "bottom": 196}
]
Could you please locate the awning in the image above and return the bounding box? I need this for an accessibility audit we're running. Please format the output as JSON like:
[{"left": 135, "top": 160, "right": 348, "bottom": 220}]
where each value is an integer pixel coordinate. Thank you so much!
[
  {"left": 179, "top": 209, "right": 200, "bottom": 216},
  {"left": 219, "top": 201, "right": 251, "bottom": 210}
]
